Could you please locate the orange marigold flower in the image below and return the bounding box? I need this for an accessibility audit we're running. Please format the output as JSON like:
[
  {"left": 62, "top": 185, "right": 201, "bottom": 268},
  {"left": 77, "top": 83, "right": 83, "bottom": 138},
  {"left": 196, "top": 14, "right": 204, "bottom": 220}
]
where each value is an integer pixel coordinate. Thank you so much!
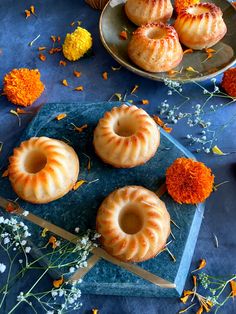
[
  {"left": 166, "top": 157, "right": 214, "bottom": 204},
  {"left": 175, "top": 0, "right": 200, "bottom": 14},
  {"left": 221, "top": 68, "right": 236, "bottom": 98},
  {"left": 3, "top": 68, "right": 44, "bottom": 107}
]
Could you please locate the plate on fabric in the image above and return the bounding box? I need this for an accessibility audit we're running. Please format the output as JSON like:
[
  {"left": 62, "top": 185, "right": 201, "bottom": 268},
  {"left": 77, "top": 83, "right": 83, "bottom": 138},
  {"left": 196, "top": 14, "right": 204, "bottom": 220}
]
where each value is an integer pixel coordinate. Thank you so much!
[
  {"left": 0, "top": 101, "right": 205, "bottom": 297},
  {"left": 99, "top": 0, "right": 236, "bottom": 82}
]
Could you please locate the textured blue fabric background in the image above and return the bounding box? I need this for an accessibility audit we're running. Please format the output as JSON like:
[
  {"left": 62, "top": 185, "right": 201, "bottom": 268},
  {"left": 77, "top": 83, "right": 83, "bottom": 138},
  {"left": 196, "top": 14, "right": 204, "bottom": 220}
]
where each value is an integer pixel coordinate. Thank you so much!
[{"left": 0, "top": 0, "right": 235, "bottom": 313}]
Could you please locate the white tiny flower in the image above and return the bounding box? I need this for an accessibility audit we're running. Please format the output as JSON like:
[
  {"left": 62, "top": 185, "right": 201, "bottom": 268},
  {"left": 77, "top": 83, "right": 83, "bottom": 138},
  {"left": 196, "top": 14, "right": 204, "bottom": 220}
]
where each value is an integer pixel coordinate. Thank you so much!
[
  {"left": 69, "top": 267, "right": 75, "bottom": 273},
  {"left": 25, "top": 247, "right": 31, "bottom": 253},
  {"left": 19, "top": 259, "right": 23, "bottom": 264},
  {"left": 51, "top": 291, "right": 58, "bottom": 297},
  {"left": 167, "top": 90, "right": 172, "bottom": 95},
  {"left": 205, "top": 148, "right": 210, "bottom": 154},
  {"left": 75, "top": 227, "right": 80, "bottom": 233},
  {"left": 0, "top": 263, "right": 6, "bottom": 273},
  {"left": 21, "top": 240, "right": 27, "bottom": 246},
  {"left": 0, "top": 217, "right": 4, "bottom": 224},
  {"left": 202, "top": 136, "right": 207, "bottom": 141},
  {"left": 46, "top": 311, "right": 54, "bottom": 314},
  {"left": 22, "top": 211, "right": 29, "bottom": 217},
  {"left": 3, "top": 237, "right": 10, "bottom": 245}
]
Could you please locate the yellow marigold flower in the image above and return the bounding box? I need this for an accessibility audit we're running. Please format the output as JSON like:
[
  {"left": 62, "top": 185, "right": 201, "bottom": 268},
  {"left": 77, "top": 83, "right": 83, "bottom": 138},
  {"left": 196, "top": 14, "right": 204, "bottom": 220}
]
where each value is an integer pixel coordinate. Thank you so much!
[
  {"left": 3, "top": 68, "right": 44, "bottom": 107},
  {"left": 166, "top": 157, "right": 214, "bottom": 204},
  {"left": 62, "top": 26, "right": 92, "bottom": 61},
  {"left": 175, "top": 0, "right": 200, "bottom": 15}
]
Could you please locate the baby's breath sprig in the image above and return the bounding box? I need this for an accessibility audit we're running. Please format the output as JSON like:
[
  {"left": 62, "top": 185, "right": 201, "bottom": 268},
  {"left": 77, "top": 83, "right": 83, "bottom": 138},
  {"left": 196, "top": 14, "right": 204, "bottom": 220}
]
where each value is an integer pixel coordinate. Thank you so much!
[
  {"left": 160, "top": 78, "right": 236, "bottom": 154},
  {"left": 0, "top": 214, "right": 99, "bottom": 313}
]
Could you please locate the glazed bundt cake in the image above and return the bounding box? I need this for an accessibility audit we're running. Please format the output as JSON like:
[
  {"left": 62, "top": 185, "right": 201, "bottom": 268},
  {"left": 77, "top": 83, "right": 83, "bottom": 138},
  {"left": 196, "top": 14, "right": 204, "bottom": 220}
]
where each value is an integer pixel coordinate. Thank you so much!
[
  {"left": 125, "top": 0, "right": 173, "bottom": 26},
  {"left": 128, "top": 22, "right": 183, "bottom": 72},
  {"left": 93, "top": 104, "right": 160, "bottom": 168},
  {"left": 174, "top": 2, "right": 227, "bottom": 50},
  {"left": 8, "top": 137, "right": 79, "bottom": 204},
  {"left": 96, "top": 186, "right": 171, "bottom": 262}
]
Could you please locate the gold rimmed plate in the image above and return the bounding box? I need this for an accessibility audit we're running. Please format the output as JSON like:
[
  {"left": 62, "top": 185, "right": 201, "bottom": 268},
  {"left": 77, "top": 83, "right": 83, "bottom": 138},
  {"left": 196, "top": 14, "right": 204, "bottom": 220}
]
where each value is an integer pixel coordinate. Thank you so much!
[{"left": 99, "top": 0, "right": 236, "bottom": 82}]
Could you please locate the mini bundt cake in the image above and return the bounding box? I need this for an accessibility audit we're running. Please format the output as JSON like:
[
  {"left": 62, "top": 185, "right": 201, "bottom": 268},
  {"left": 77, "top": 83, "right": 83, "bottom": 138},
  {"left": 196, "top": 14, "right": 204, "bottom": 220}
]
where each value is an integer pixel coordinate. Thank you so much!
[
  {"left": 128, "top": 23, "right": 183, "bottom": 73},
  {"left": 125, "top": 0, "right": 173, "bottom": 26},
  {"left": 174, "top": 2, "right": 227, "bottom": 50},
  {"left": 93, "top": 105, "right": 160, "bottom": 168},
  {"left": 96, "top": 186, "right": 171, "bottom": 262},
  {"left": 8, "top": 137, "right": 79, "bottom": 204}
]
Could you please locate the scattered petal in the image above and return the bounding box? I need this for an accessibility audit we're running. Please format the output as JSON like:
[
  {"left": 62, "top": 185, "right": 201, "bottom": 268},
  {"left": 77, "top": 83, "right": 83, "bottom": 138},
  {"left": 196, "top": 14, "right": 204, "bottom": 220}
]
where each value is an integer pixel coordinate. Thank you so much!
[
  {"left": 192, "top": 259, "right": 206, "bottom": 272},
  {"left": 102, "top": 72, "right": 108, "bottom": 80},
  {"left": 212, "top": 145, "right": 228, "bottom": 156},
  {"left": 56, "top": 113, "right": 67, "bottom": 121},
  {"left": 73, "top": 180, "right": 87, "bottom": 190},
  {"left": 30, "top": 5, "right": 35, "bottom": 15},
  {"left": 50, "top": 35, "right": 57, "bottom": 43},
  {"left": 92, "top": 309, "right": 99, "bottom": 314},
  {"left": 186, "top": 66, "right": 199, "bottom": 73},
  {"left": 48, "top": 236, "right": 58, "bottom": 249},
  {"left": 25, "top": 10, "right": 31, "bottom": 18},
  {"left": 59, "top": 60, "right": 67, "bottom": 66},
  {"left": 39, "top": 53, "right": 46, "bottom": 62},
  {"left": 183, "top": 49, "right": 193, "bottom": 54},
  {"left": 62, "top": 79, "right": 68, "bottom": 86},
  {"left": 53, "top": 277, "right": 64, "bottom": 288},
  {"left": 74, "top": 86, "right": 84, "bottom": 91},
  {"left": 38, "top": 47, "right": 46, "bottom": 51},
  {"left": 141, "top": 99, "right": 149, "bottom": 105},
  {"left": 119, "top": 30, "right": 128, "bottom": 40},
  {"left": 180, "top": 295, "right": 190, "bottom": 304},
  {"left": 168, "top": 70, "right": 179, "bottom": 76},
  {"left": 73, "top": 70, "right": 81, "bottom": 77},
  {"left": 196, "top": 306, "right": 204, "bottom": 314},
  {"left": 2, "top": 169, "right": 9, "bottom": 177},
  {"left": 231, "top": 280, "right": 236, "bottom": 297},
  {"left": 41, "top": 228, "right": 49, "bottom": 238}
]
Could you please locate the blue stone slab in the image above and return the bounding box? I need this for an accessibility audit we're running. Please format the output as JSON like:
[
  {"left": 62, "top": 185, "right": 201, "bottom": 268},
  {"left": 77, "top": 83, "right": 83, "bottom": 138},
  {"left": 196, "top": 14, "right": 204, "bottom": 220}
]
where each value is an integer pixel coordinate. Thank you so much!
[{"left": 0, "top": 101, "right": 204, "bottom": 297}]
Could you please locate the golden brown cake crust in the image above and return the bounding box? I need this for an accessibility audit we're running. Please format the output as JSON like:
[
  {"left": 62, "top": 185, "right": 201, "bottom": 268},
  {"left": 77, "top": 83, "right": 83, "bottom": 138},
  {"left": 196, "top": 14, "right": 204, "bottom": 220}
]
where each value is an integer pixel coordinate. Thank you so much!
[
  {"left": 174, "top": 2, "right": 227, "bottom": 50},
  {"left": 125, "top": 0, "right": 173, "bottom": 26},
  {"left": 128, "top": 22, "right": 183, "bottom": 72},
  {"left": 93, "top": 104, "right": 160, "bottom": 168},
  {"left": 96, "top": 186, "right": 171, "bottom": 263},
  {"left": 8, "top": 137, "right": 79, "bottom": 204}
]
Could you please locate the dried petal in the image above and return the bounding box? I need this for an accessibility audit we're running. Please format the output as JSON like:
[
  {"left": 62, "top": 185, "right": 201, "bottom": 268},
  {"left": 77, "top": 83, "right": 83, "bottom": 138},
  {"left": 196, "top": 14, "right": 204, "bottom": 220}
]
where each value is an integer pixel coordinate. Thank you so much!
[
  {"left": 119, "top": 30, "right": 128, "bottom": 40},
  {"left": 183, "top": 49, "right": 193, "bottom": 54},
  {"left": 39, "top": 53, "right": 46, "bottom": 62},
  {"left": 163, "top": 125, "right": 173, "bottom": 133},
  {"left": 59, "top": 60, "right": 67, "bottom": 66},
  {"left": 153, "top": 115, "right": 165, "bottom": 127},
  {"left": 183, "top": 290, "right": 194, "bottom": 297},
  {"left": 196, "top": 306, "right": 204, "bottom": 314},
  {"left": 73, "top": 180, "right": 86, "bottom": 190},
  {"left": 41, "top": 228, "right": 48, "bottom": 238},
  {"left": 180, "top": 295, "right": 190, "bottom": 304},
  {"left": 53, "top": 277, "right": 64, "bottom": 288},
  {"left": 2, "top": 169, "right": 9, "bottom": 177},
  {"left": 25, "top": 10, "right": 31, "bottom": 18},
  {"left": 102, "top": 72, "right": 108, "bottom": 80},
  {"left": 212, "top": 145, "right": 227, "bottom": 156},
  {"left": 186, "top": 66, "right": 198, "bottom": 73},
  {"left": 62, "top": 79, "right": 68, "bottom": 86},
  {"left": 51, "top": 35, "right": 57, "bottom": 43},
  {"left": 230, "top": 280, "right": 236, "bottom": 297},
  {"left": 73, "top": 71, "right": 81, "bottom": 77},
  {"left": 38, "top": 47, "right": 46, "bottom": 51},
  {"left": 48, "top": 236, "right": 58, "bottom": 249},
  {"left": 56, "top": 113, "right": 67, "bottom": 121},
  {"left": 49, "top": 47, "right": 62, "bottom": 54},
  {"left": 192, "top": 259, "right": 206, "bottom": 273},
  {"left": 141, "top": 99, "right": 149, "bottom": 105},
  {"left": 30, "top": 5, "right": 35, "bottom": 15},
  {"left": 16, "top": 108, "right": 27, "bottom": 114},
  {"left": 74, "top": 86, "right": 84, "bottom": 91},
  {"left": 205, "top": 48, "right": 216, "bottom": 53}
]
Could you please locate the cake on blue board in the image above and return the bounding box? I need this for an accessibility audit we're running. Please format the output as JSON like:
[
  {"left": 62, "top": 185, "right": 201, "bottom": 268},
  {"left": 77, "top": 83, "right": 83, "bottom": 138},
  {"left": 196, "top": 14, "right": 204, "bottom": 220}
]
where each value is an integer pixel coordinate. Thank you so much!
[{"left": 0, "top": 101, "right": 204, "bottom": 297}]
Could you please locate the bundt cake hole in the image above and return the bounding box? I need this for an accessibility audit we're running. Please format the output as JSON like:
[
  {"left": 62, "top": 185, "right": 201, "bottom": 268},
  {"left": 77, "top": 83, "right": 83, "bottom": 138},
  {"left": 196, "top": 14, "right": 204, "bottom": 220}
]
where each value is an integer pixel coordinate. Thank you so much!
[
  {"left": 187, "top": 6, "right": 210, "bottom": 15},
  {"left": 113, "top": 117, "right": 138, "bottom": 137},
  {"left": 146, "top": 28, "right": 167, "bottom": 40},
  {"left": 24, "top": 150, "right": 47, "bottom": 174},
  {"left": 119, "top": 205, "right": 143, "bottom": 234}
]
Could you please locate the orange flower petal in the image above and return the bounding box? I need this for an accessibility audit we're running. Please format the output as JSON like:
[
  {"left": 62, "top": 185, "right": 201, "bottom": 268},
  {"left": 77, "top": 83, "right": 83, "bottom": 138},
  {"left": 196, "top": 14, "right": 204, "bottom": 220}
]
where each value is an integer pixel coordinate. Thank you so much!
[
  {"left": 73, "top": 180, "right": 86, "bottom": 190},
  {"left": 56, "top": 113, "right": 67, "bottom": 120},
  {"left": 192, "top": 259, "right": 207, "bottom": 272},
  {"left": 74, "top": 86, "right": 84, "bottom": 91},
  {"left": 230, "top": 280, "right": 236, "bottom": 297},
  {"left": 39, "top": 53, "right": 46, "bottom": 62},
  {"left": 53, "top": 277, "right": 64, "bottom": 288},
  {"left": 25, "top": 10, "right": 31, "bottom": 18},
  {"left": 59, "top": 60, "right": 67, "bottom": 66},
  {"left": 183, "top": 49, "right": 193, "bottom": 55},
  {"left": 2, "top": 169, "right": 9, "bottom": 177},
  {"left": 73, "top": 71, "right": 81, "bottom": 78},
  {"left": 141, "top": 99, "right": 149, "bottom": 105},
  {"left": 119, "top": 31, "right": 128, "bottom": 40},
  {"left": 102, "top": 72, "right": 108, "bottom": 80},
  {"left": 62, "top": 79, "right": 68, "bottom": 86}
]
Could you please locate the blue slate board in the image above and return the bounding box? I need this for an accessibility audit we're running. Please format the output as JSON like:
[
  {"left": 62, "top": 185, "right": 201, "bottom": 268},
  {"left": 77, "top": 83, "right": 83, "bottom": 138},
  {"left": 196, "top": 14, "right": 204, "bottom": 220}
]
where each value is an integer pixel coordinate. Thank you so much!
[{"left": 0, "top": 101, "right": 204, "bottom": 297}]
